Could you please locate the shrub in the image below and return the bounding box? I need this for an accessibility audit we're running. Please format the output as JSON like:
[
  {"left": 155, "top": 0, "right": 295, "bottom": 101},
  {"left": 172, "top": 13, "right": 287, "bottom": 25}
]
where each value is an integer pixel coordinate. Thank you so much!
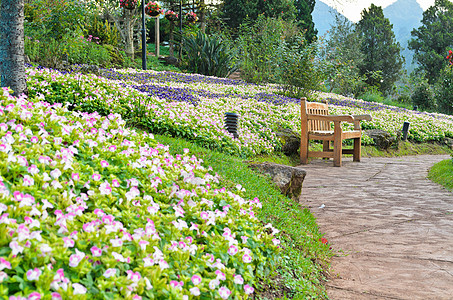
[
  {"left": 236, "top": 16, "right": 300, "bottom": 84},
  {"left": 412, "top": 81, "right": 436, "bottom": 111},
  {"left": 84, "top": 15, "right": 120, "bottom": 48},
  {"left": 435, "top": 66, "right": 453, "bottom": 115},
  {"left": 278, "top": 36, "right": 327, "bottom": 99},
  {"left": 182, "top": 32, "right": 237, "bottom": 77}
]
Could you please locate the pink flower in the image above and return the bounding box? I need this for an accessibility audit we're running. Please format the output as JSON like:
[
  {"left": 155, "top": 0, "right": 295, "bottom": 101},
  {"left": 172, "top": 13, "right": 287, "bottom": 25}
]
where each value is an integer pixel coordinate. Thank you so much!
[
  {"left": 23, "top": 175, "right": 34, "bottom": 186},
  {"left": 71, "top": 173, "right": 80, "bottom": 181},
  {"left": 26, "top": 268, "right": 42, "bottom": 281},
  {"left": 244, "top": 284, "right": 254, "bottom": 295},
  {"left": 103, "top": 268, "right": 117, "bottom": 278},
  {"left": 99, "top": 182, "right": 112, "bottom": 195},
  {"left": 218, "top": 286, "right": 231, "bottom": 299},
  {"left": 63, "top": 237, "right": 74, "bottom": 248},
  {"left": 272, "top": 238, "right": 280, "bottom": 245},
  {"left": 108, "top": 145, "right": 117, "bottom": 152},
  {"left": 72, "top": 283, "right": 87, "bottom": 295},
  {"left": 69, "top": 249, "right": 85, "bottom": 267},
  {"left": 0, "top": 271, "right": 8, "bottom": 282},
  {"left": 92, "top": 173, "right": 101, "bottom": 181},
  {"left": 227, "top": 245, "right": 238, "bottom": 256},
  {"left": 143, "top": 256, "right": 154, "bottom": 267},
  {"left": 51, "top": 292, "right": 62, "bottom": 300},
  {"left": 27, "top": 292, "right": 41, "bottom": 300},
  {"left": 191, "top": 274, "right": 202, "bottom": 285},
  {"left": 90, "top": 246, "right": 102, "bottom": 257},
  {"left": 100, "top": 160, "right": 109, "bottom": 168},
  {"left": 242, "top": 253, "right": 252, "bottom": 263},
  {"left": 215, "top": 270, "right": 226, "bottom": 281},
  {"left": 126, "top": 270, "right": 142, "bottom": 282},
  {"left": 112, "top": 179, "right": 120, "bottom": 187},
  {"left": 234, "top": 274, "right": 244, "bottom": 284},
  {"left": 170, "top": 280, "right": 183, "bottom": 290}
]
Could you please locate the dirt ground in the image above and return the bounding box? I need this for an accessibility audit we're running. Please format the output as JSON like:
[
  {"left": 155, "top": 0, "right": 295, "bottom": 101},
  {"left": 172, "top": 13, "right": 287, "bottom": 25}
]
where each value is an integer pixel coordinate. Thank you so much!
[{"left": 299, "top": 155, "right": 453, "bottom": 300}]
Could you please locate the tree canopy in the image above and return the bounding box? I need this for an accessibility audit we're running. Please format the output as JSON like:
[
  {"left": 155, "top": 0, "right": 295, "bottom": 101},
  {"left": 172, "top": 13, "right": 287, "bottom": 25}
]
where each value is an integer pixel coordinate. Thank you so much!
[
  {"left": 293, "top": 0, "right": 316, "bottom": 42},
  {"left": 408, "top": 0, "right": 453, "bottom": 84},
  {"left": 356, "top": 4, "right": 404, "bottom": 95},
  {"left": 220, "top": 0, "right": 296, "bottom": 32}
]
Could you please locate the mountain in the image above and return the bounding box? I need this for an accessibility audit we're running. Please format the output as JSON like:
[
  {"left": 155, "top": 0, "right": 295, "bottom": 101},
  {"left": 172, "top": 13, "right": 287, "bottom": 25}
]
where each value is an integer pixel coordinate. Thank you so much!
[
  {"left": 383, "top": 0, "right": 424, "bottom": 71},
  {"left": 312, "top": 0, "right": 344, "bottom": 37}
]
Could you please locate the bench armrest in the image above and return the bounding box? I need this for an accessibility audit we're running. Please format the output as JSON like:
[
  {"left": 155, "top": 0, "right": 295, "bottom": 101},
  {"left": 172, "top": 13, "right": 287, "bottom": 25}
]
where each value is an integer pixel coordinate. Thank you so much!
[
  {"left": 353, "top": 114, "right": 372, "bottom": 121},
  {"left": 308, "top": 114, "right": 355, "bottom": 123}
]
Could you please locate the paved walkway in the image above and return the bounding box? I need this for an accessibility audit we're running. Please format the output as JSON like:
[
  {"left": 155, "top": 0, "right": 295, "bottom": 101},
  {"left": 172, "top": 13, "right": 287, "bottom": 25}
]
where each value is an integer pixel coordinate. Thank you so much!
[{"left": 299, "top": 155, "right": 453, "bottom": 300}]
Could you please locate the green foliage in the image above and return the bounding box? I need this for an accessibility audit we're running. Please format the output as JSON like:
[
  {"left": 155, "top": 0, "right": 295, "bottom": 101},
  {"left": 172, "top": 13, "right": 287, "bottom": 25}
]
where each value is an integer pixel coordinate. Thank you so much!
[
  {"left": 154, "top": 134, "right": 332, "bottom": 299},
  {"left": 435, "top": 66, "right": 453, "bottom": 115},
  {"left": 356, "top": 4, "right": 404, "bottom": 95},
  {"left": 236, "top": 16, "right": 300, "bottom": 84},
  {"left": 220, "top": 0, "right": 296, "bottom": 31},
  {"left": 84, "top": 15, "right": 120, "bottom": 47},
  {"left": 24, "top": 0, "right": 88, "bottom": 40},
  {"left": 324, "top": 13, "right": 366, "bottom": 97},
  {"left": 408, "top": 0, "right": 453, "bottom": 84},
  {"left": 411, "top": 81, "right": 437, "bottom": 111},
  {"left": 181, "top": 32, "right": 237, "bottom": 77},
  {"left": 428, "top": 158, "right": 453, "bottom": 191},
  {"left": 278, "top": 37, "right": 327, "bottom": 99},
  {"left": 24, "top": 30, "right": 112, "bottom": 68},
  {"left": 293, "top": 0, "right": 317, "bottom": 42}
]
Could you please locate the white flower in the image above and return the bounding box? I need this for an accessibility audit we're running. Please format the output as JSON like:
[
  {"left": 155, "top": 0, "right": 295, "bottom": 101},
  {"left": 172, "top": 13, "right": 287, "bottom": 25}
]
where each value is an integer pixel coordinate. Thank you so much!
[
  {"left": 218, "top": 286, "right": 231, "bottom": 299},
  {"left": 190, "top": 287, "right": 200, "bottom": 296},
  {"left": 26, "top": 268, "right": 42, "bottom": 281},
  {"left": 103, "top": 268, "right": 117, "bottom": 278},
  {"left": 72, "top": 283, "right": 87, "bottom": 295},
  {"left": 69, "top": 249, "right": 85, "bottom": 267}
]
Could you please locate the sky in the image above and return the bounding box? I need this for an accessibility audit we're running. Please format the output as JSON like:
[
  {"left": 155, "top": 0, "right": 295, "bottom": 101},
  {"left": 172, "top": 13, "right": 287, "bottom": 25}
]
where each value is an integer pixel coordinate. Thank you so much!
[{"left": 320, "top": 0, "right": 436, "bottom": 22}]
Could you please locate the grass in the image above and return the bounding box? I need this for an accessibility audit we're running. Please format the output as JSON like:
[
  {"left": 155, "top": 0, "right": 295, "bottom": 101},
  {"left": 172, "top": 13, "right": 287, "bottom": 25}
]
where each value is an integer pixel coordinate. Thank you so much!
[
  {"left": 153, "top": 133, "right": 332, "bottom": 299},
  {"left": 428, "top": 158, "right": 453, "bottom": 191}
]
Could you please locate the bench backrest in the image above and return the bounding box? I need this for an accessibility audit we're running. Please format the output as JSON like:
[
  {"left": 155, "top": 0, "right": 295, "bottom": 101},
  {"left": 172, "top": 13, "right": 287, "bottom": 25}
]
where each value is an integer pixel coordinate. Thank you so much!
[{"left": 301, "top": 99, "right": 331, "bottom": 132}]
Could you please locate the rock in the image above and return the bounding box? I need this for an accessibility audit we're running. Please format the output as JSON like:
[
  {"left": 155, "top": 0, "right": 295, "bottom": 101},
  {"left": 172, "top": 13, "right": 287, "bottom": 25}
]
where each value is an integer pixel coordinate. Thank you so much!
[
  {"left": 160, "top": 56, "right": 179, "bottom": 66},
  {"left": 365, "top": 129, "right": 398, "bottom": 150},
  {"left": 74, "top": 64, "right": 101, "bottom": 75},
  {"left": 276, "top": 127, "right": 300, "bottom": 156},
  {"left": 445, "top": 137, "right": 453, "bottom": 150},
  {"left": 248, "top": 162, "right": 306, "bottom": 201}
]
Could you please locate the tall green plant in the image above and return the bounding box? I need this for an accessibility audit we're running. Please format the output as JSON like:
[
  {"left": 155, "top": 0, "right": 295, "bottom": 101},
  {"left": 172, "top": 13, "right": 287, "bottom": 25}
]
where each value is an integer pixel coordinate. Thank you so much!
[
  {"left": 279, "top": 36, "right": 327, "bottom": 98},
  {"left": 236, "top": 16, "right": 300, "bottom": 84},
  {"left": 435, "top": 65, "right": 453, "bottom": 115},
  {"left": 182, "top": 31, "right": 237, "bottom": 77}
]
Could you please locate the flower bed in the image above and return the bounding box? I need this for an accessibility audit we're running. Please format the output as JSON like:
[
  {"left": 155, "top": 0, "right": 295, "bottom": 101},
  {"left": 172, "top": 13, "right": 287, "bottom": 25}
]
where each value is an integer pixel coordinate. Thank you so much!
[
  {"left": 0, "top": 87, "right": 280, "bottom": 299},
  {"left": 25, "top": 67, "right": 453, "bottom": 158}
]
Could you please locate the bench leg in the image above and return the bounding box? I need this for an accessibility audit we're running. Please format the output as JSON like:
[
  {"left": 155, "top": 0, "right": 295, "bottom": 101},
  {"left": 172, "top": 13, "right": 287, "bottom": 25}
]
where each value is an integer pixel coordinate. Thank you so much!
[
  {"left": 333, "top": 122, "right": 342, "bottom": 167},
  {"left": 300, "top": 137, "right": 309, "bottom": 164},
  {"left": 353, "top": 137, "right": 361, "bottom": 162}
]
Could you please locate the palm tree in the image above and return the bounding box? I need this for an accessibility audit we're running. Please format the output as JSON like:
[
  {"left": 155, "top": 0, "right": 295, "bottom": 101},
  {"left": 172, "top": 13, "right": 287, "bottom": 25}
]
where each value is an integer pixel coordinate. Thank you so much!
[{"left": 0, "top": 0, "right": 28, "bottom": 96}]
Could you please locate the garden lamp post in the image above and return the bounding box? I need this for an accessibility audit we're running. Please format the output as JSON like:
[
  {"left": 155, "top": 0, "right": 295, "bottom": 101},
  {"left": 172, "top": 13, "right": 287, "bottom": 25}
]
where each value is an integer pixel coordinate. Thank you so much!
[{"left": 141, "top": 0, "right": 147, "bottom": 70}]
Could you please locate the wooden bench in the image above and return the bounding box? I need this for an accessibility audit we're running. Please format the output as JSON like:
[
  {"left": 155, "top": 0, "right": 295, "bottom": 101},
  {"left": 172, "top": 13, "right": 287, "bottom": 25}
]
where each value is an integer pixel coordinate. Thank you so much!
[{"left": 300, "top": 98, "right": 372, "bottom": 167}]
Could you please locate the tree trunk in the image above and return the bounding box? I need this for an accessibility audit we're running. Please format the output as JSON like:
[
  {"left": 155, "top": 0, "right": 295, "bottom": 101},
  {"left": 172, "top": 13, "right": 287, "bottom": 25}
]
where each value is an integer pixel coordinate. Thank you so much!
[
  {"left": 0, "top": 0, "right": 28, "bottom": 96},
  {"left": 124, "top": 8, "right": 134, "bottom": 60}
]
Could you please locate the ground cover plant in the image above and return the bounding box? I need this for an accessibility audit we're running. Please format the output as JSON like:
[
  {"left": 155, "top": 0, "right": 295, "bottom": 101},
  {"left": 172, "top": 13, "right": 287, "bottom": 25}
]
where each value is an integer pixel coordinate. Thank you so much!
[
  {"left": 26, "top": 66, "right": 453, "bottom": 159},
  {"left": 0, "top": 87, "right": 282, "bottom": 299},
  {"left": 428, "top": 157, "right": 453, "bottom": 191}
]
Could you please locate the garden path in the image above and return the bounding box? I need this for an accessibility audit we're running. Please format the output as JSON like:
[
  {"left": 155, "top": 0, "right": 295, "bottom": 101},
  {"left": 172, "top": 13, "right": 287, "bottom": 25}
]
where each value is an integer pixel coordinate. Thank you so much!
[{"left": 299, "top": 155, "right": 453, "bottom": 300}]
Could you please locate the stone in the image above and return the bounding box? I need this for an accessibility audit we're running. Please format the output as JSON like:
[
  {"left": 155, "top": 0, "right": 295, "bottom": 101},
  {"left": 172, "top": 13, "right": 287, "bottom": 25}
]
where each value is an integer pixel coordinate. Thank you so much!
[
  {"left": 74, "top": 64, "right": 101, "bottom": 75},
  {"left": 445, "top": 137, "right": 453, "bottom": 150},
  {"left": 160, "top": 56, "right": 179, "bottom": 66},
  {"left": 365, "top": 129, "right": 398, "bottom": 150},
  {"left": 248, "top": 162, "right": 306, "bottom": 201},
  {"left": 276, "top": 127, "right": 301, "bottom": 156}
]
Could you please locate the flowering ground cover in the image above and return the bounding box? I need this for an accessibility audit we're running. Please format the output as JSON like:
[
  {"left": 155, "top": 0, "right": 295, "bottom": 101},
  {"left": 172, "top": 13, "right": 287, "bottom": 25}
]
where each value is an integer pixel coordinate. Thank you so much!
[
  {"left": 25, "top": 67, "right": 453, "bottom": 160},
  {"left": 0, "top": 87, "right": 282, "bottom": 299}
]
